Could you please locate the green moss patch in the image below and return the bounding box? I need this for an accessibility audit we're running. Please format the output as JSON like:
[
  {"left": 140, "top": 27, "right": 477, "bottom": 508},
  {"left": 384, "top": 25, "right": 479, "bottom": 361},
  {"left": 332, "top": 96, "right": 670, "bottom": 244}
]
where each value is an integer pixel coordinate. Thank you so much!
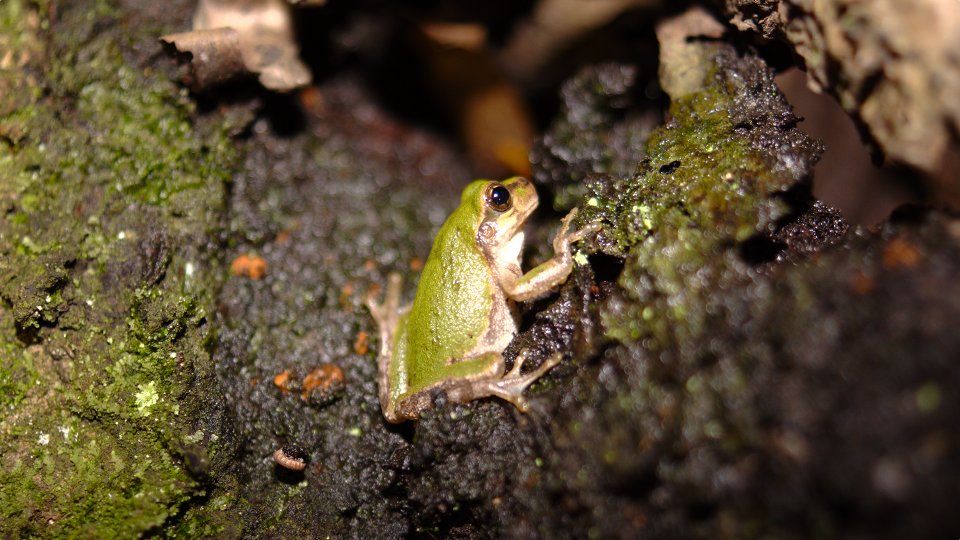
[
  {"left": 579, "top": 45, "right": 822, "bottom": 351},
  {"left": 0, "top": 0, "right": 238, "bottom": 536}
]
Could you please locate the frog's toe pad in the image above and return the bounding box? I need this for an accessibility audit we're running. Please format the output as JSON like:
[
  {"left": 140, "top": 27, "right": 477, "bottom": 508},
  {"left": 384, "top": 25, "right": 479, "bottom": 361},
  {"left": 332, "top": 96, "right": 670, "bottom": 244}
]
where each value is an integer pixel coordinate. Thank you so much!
[{"left": 487, "top": 353, "right": 561, "bottom": 410}]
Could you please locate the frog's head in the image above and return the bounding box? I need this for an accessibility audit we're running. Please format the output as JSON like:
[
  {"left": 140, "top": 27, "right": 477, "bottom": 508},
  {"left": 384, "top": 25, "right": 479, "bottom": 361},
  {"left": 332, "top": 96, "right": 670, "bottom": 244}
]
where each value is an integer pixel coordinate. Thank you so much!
[{"left": 468, "top": 176, "right": 538, "bottom": 258}]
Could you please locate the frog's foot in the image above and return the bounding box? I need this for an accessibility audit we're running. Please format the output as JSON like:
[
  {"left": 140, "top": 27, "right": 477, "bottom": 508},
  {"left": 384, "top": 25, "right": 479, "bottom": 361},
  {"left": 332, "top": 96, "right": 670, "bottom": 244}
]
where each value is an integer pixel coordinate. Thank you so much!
[
  {"left": 365, "top": 272, "right": 403, "bottom": 329},
  {"left": 485, "top": 350, "right": 562, "bottom": 412},
  {"left": 365, "top": 272, "right": 409, "bottom": 420}
]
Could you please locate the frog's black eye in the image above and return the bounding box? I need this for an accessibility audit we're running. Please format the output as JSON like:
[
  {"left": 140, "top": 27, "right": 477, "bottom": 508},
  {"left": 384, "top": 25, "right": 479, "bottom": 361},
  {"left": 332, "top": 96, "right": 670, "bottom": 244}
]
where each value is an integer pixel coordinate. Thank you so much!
[{"left": 486, "top": 184, "right": 511, "bottom": 212}]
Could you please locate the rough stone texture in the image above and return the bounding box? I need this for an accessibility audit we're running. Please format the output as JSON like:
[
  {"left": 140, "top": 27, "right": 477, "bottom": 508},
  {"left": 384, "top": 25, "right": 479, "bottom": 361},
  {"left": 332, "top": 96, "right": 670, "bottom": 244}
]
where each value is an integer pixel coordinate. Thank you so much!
[
  {"left": 209, "top": 77, "right": 469, "bottom": 537},
  {"left": 716, "top": 0, "right": 960, "bottom": 188},
  {"left": 548, "top": 9, "right": 959, "bottom": 538},
  {"left": 578, "top": 11, "right": 828, "bottom": 346},
  {"left": 2, "top": 1, "right": 959, "bottom": 538},
  {"left": 769, "top": 199, "right": 849, "bottom": 261},
  {"left": 576, "top": 210, "right": 960, "bottom": 540},
  {"left": 531, "top": 62, "right": 660, "bottom": 212}
]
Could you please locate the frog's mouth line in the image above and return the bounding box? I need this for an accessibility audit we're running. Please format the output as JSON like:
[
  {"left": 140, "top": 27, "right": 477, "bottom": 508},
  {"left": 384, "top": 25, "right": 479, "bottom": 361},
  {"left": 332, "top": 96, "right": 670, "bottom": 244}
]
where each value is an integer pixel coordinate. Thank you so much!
[
  {"left": 498, "top": 208, "right": 534, "bottom": 246},
  {"left": 506, "top": 195, "right": 537, "bottom": 234}
]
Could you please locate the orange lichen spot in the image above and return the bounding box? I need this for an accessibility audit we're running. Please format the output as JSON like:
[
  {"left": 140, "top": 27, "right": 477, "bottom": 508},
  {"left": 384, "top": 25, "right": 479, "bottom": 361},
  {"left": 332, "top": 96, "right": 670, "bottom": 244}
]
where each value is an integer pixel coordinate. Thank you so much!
[
  {"left": 363, "top": 259, "right": 377, "bottom": 272},
  {"left": 353, "top": 331, "right": 369, "bottom": 355},
  {"left": 231, "top": 254, "right": 267, "bottom": 279},
  {"left": 339, "top": 281, "right": 356, "bottom": 309},
  {"left": 273, "top": 370, "right": 291, "bottom": 394},
  {"left": 274, "top": 230, "right": 292, "bottom": 245},
  {"left": 882, "top": 237, "right": 922, "bottom": 270},
  {"left": 625, "top": 507, "right": 649, "bottom": 529},
  {"left": 299, "top": 86, "right": 326, "bottom": 113},
  {"left": 301, "top": 363, "right": 345, "bottom": 405},
  {"left": 409, "top": 257, "right": 424, "bottom": 272},
  {"left": 849, "top": 271, "right": 875, "bottom": 295}
]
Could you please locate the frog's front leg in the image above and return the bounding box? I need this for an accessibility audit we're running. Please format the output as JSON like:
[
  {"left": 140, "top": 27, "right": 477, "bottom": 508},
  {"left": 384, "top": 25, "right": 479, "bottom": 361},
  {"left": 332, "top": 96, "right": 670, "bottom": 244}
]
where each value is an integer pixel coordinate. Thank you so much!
[
  {"left": 504, "top": 208, "right": 601, "bottom": 302},
  {"left": 365, "top": 272, "right": 409, "bottom": 421}
]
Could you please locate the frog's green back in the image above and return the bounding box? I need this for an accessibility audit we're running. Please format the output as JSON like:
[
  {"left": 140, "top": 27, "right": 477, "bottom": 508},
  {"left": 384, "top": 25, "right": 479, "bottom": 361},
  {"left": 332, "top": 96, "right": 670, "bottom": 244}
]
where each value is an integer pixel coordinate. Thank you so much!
[{"left": 403, "top": 181, "right": 494, "bottom": 391}]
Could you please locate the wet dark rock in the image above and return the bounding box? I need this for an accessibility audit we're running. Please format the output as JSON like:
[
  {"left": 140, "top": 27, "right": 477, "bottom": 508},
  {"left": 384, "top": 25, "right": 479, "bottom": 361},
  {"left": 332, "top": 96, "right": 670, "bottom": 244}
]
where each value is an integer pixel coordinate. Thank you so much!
[
  {"left": 771, "top": 199, "right": 850, "bottom": 261},
  {"left": 678, "top": 211, "right": 960, "bottom": 539},
  {"left": 531, "top": 63, "right": 661, "bottom": 210},
  {"left": 2, "top": 2, "right": 958, "bottom": 539},
  {"left": 211, "top": 75, "right": 469, "bottom": 536}
]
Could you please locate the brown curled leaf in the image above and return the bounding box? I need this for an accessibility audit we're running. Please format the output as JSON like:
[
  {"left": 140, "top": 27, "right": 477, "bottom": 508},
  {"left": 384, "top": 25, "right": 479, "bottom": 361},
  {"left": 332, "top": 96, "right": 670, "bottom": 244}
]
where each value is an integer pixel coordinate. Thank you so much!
[
  {"left": 160, "top": 28, "right": 245, "bottom": 90},
  {"left": 160, "top": 0, "right": 311, "bottom": 92},
  {"left": 498, "top": 0, "right": 658, "bottom": 84}
]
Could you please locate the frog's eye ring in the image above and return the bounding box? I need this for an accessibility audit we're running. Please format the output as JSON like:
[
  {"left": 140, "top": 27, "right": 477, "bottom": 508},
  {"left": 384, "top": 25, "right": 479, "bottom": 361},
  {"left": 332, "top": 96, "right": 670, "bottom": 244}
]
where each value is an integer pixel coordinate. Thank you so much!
[{"left": 486, "top": 184, "right": 511, "bottom": 212}]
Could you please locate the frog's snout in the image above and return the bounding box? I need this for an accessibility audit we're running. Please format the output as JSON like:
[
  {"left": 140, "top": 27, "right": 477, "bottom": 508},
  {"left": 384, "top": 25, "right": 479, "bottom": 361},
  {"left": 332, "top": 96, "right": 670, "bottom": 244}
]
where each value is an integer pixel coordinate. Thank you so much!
[{"left": 502, "top": 176, "right": 538, "bottom": 215}]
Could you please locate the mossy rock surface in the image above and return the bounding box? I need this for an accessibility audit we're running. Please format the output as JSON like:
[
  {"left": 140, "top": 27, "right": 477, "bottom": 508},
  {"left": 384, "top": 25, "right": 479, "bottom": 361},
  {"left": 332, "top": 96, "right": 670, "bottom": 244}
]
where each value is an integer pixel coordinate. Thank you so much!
[{"left": 0, "top": 0, "right": 236, "bottom": 536}]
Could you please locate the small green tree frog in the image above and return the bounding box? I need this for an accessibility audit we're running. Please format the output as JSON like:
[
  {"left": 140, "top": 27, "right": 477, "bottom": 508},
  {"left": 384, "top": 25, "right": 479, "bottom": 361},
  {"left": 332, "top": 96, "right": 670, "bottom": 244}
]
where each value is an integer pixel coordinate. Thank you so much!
[{"left": 366, "top": 177, "right": 599, "bottom": 423}]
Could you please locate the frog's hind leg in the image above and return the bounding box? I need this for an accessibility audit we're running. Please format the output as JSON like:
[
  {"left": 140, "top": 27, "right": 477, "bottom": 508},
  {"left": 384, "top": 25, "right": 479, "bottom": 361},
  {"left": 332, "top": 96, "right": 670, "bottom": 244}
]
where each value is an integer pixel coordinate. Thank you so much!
[
  {"left": 487, "top": 350, "right": 562, "bottom": 411},
  {"left": 443, "top": 349, "right": 561, "bottom": 413},
  {"left": 365, "top": 272, "right": 409, "bottom": 421}
]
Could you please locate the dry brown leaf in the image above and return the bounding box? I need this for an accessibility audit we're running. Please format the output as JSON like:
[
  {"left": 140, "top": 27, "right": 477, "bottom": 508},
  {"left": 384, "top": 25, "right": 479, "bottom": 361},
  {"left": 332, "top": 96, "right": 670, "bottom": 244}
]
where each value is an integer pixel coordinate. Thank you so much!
[
  {"left": 499, "top": 0, "right": 659, "bottom": 83},
  {"left": 161, "top": 0, "right": 311, "bottom": 92},
  {"left": 160, "top": 28, "right": 245, "bottom": 89},
  {"left": 655, "top": 7, "right": 726, "bottom": 100},
  {"left": 419, "top": 23, "right": 535, "bottom": 178},
  {"left": 719, "top": 0, "right": 960, "bottom": 201}
]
